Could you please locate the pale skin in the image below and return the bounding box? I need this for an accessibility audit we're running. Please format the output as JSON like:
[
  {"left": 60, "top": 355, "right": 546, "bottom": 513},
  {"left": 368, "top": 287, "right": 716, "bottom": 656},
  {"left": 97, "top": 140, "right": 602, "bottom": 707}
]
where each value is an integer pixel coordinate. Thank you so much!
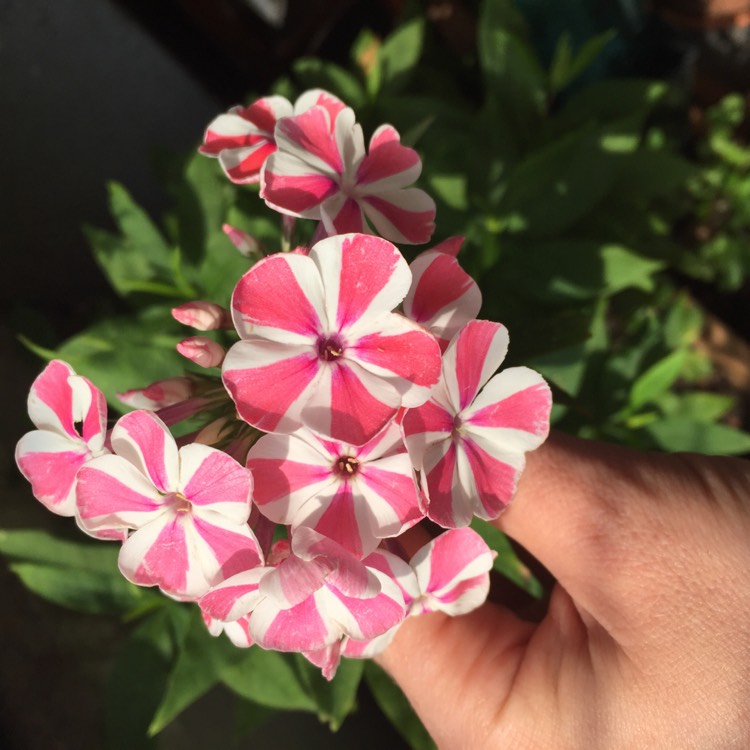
[{"left": 378, "top": 432, "right": 750, "bottom": 749}]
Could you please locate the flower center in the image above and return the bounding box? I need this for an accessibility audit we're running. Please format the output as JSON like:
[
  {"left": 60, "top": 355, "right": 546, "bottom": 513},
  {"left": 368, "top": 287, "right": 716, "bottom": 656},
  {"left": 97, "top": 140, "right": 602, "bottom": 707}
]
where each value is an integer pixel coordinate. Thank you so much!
[
  {"left": 170, "top": 493, "right": 192, "bottom": 513},
  {"left": 333, "top": 455, "right": 359, "bottom": 478},
  {"left": 317, "top": 334, "right": 345, "bottom": 362}
]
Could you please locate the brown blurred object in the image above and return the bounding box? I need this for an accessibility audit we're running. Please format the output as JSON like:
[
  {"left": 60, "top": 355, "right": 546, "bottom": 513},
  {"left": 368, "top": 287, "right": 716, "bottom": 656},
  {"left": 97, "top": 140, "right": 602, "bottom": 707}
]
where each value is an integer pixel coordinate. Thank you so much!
[{"left": 652, "top": 0, "right": 750, "bottom": 29}]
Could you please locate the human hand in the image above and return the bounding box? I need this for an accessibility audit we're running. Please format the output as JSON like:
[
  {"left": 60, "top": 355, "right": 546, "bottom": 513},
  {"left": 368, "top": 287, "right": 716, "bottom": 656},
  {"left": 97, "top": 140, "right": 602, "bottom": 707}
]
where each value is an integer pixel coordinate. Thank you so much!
[{"left": 379, "top": 432, "right": 750, "bottom": 749}]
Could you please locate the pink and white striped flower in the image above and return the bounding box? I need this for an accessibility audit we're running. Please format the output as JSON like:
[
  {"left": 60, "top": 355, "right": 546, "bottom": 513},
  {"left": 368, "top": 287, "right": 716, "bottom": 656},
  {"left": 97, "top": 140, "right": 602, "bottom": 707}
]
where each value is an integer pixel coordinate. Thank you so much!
[
  {"left": 409, "top": 528, "right": 495, "bottom": 616},
  {"left": 403, "top": 320, "right": 552, "bottom": 527},
  {"left": 222, "top": 233, "right": 442, "bottom": 446},
  {"left": 201, "top": 529, "right": 406, "bottom": 655},
  {"left": 247, "top": 421, "right": 423, "bottom": 558},
  {"left": 76, "top": 410, "right": 261, "bottom": 600},
  {"left": 261, "top": 107, "right": 436, "bottom": 244},
  {"left": 15, "top": 360, "right": 108, "bottom": 516},
  {"left": 199, "top": 90, "right": 345, "bottom": 184},
  {"left": 402, "top": 237, "right": 482, "bottom": 351}
]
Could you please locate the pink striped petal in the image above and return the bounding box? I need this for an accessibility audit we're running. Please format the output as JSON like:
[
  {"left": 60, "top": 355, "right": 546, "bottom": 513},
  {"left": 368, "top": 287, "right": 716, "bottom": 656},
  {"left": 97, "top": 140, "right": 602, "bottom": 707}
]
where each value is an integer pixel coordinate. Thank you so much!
[
  {"left": 191, "top": 514, "right": 263, "bottom": 581},
  {"left": 222, "top": 338, "right": 320, "bottom": 434},
  {"left": 76, "top": 453, "right": 166, "bottom": 529},
  {"left": 403, "top": 249, "right": 482, "bottom": 349},
  {"left": 261, "top": 166, "right": 339, "bottom": 217},
  {"left": 321, "top": 195, "right": 366, "bottom": 235},
  {"left": 302, "top": 641, "right": 342, "bottom": 681},
  {"left": 110, "top": 411, "right": 179, "bottom": 493},
  {"left": 260, "top": 552, "right": 328, "bottom": 608},
  {"left": 251, "top": 592, "right": 336, "bottom": 651},
  {"left": 410, "top": 528, "right": 494, "bottom": 616},
  {"left": 301, "top": 360, "right": 401, "bottom": 446},
  {"left": 401, "top": 398, "right": 453, "bottom": 470},
  {"left": 356, "top": 127, "right": 422, "bottom": 190},
  {"left": 347, "top": 314, "right": 441, "bottom": 407},
  {"left": 199, "top": 568, "right": 267, "bottom": 621},
  {"left": 465, "top": 367, "right": 552, "bottom": 438},
  {"left": 363, "top": 550, "right": 419, "bottom": 610},
  {"left": 430, "top": 235, "right": 464, "bottom": 257},
  {"left": 311, "top": 234, "right": 411, "bottom": 331},
  {"left": 231, "top": 253, "right": 325, "bottom": 343},
  {"left": 273, "top": 106, "right": 343, "bottom": 174},
  {"left": 361, "top": 189, "right": 436, "bottom": 245},
  {"left": 218, "top": 141, "right": 276, "bottom": 184},
  {"left": 15, "top": 431, "right": 88, "bottom": 516},
  {"left": 178, "top": 443, "right": 252, "bottom": 522},
  {"left": 420, "top": 439, "right": 476, "bottom": 528},
  {"left": 246, "top": 431, "right": 335, "bottom": 523},
  {"left": 442, "top": 320, "right": 509, "bottom": 413},
  {"left": 118, "top": 514, "right": 198, "bottom": 598},
  {"left": 118, "top": 376, "right": 194, "bottom": 410},
  {"left": 205, "top": 615, "right": 254, "bottom": 648},
  {"left": 293, "top": 89, "right": 346, "bottom": 120}
]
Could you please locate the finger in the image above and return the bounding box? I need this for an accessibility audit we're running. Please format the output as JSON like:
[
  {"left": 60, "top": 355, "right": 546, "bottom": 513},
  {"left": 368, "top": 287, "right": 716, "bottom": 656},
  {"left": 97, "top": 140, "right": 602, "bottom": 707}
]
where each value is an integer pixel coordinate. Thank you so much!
[
  {"left": 377, "top": 602, "right": 535, "bottom": 749},
  {"left": 497, "top": 431, "right": 678, "bottom": 624}
]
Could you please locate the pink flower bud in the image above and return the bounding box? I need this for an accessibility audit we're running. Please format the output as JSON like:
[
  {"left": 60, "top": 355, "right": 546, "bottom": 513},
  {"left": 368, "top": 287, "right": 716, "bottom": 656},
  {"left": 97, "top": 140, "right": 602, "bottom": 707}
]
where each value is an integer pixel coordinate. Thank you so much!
[
  {"left": 222, "top": 224, "right": 261, "bottom": 257},
  {"left": 194, "top": 417, "right": 231, "bottom": 446},
  {"left": 172, "top": 301, "right": 232, "bottom": 331},
  {"left": 118, "top": 376, "right": 194, "bottom": 410},
  {"left": 176, "top": 337, "right": 226, "bottom": 368}
]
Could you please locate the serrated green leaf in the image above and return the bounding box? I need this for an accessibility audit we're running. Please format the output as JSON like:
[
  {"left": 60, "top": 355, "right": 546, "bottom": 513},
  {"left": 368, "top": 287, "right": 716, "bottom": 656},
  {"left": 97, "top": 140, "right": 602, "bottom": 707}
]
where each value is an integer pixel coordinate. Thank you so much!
[
  {"left": 364, "top": 662, "right": 436, "bottom": 750},
  {"left": 643, "top": 417, "right": 750, "bottom": 455},
  {"left": 378, "top": 17, "right": 424, "bottom": 95},
  {"left": 629, "top": 349, "right": 689, "bottom": 410},
  {"left": 293, "top": 655, "right": 364, "bottom": 730},
  {"left": 219, "top": 648, "right": 317, "bottom": 712}
]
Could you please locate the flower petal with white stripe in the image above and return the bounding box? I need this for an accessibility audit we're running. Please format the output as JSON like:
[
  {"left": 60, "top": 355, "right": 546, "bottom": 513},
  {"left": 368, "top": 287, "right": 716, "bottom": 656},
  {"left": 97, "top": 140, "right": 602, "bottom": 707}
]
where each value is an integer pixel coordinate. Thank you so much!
[
  {"left": 262, "top": 110, "right": 435, "bottom": 244},
  {"left": 15, "top": 360, "right": 108, "bottom": 516},
  {"left": 223, "top": 233, "right": 442, "bottom": 445},
  {"left": 247, "top": 422, "right": 423, "bottom": 557},
  {"left": 409, "top": 528, "right": 495, "bottom": 616},
  {"left": 199, "top": 90, "right": 345, "bottom": 184},
  {"left": 402, "top": 237, "right": 482, "bottom": 351},
  {"left": 403, "top": 320, "right": 552, "bottom": 527},
  {"left": 77, "top": 410, "right": 260, "bottom": 600}
]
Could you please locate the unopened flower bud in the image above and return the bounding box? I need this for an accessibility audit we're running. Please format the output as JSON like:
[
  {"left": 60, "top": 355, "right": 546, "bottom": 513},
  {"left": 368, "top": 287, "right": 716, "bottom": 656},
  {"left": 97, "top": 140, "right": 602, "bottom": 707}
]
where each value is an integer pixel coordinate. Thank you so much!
[
  {"left": 176, "top": 337, "right": 225, "bottom": 368},
  {"left": 194, "top": 417, "right": 232, "bottom": 446},
  {"left": 222, "top": 223, "right": 262, "bottom": 258},
  {"left": 118, "top": 376, "right": 194, "bottom": 410},
  {"left": 172, "top": 301, "right": 232, "bottom": 331}
]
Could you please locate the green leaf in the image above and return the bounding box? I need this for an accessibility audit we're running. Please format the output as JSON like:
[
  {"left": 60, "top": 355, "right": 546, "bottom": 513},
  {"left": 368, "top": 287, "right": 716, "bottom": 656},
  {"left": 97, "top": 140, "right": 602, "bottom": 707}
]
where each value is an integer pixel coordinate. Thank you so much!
[
  {"left": 0, "top": 528, "right": 119, "bottom": 569},
  {"left": 549, "top": 30, "right": 616, "bottom": 94},
  {"left": 148, "top": 608, "right": 236, "bottom": 735},
  {"left": 364, "top": 662, "right": 436, "bottom": 750},
  {"left": 496, "top": 126, "right": 623, "bottom": 237},
  {"left": 219, "top": 647, "right": 317, "bottom": 712},
  {"left": 293, "top": 58, "right": 366, "bottom": 109},
  {"left": 478, "top": 0, "right": 546, "bottom": 137},
  {"left": 643, "top": 417, "right": 750, "bottom": 455},
  {"left": 378, "top": 17, "right": 424, "bottom": 95},
  {"left": 470, "top": 519, "right": 542, "bottom": 596},
  {"left": 9, "top": 562, "right": 148, "bottom": 615},
  {"left": 293, "top": 655, "right": 364, "bottom": 730},
  {"left": 234, "top": 699, "right": 276, "bottom": 740},
  {"left": 629, "top": 349, "right": 689, "bottom": 410},
  {"left": 600, "top": 245, "right": 664, "bottom": 294},
  {"left": 54, "top": 305, "right": 187, "bottom": 408},
  {"left": 86, "top": 183, "right": 176, "bottom": 299},
  {"left": 105, "top": 608, "right": 181, "bottom": 750}
]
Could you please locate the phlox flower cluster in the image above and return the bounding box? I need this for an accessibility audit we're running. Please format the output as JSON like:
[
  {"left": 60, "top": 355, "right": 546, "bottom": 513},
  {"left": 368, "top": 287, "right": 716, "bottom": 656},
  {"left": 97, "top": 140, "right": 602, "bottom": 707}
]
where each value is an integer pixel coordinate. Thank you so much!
[{"left": 15, "top": 89, "right": 552, "bottom": 680}]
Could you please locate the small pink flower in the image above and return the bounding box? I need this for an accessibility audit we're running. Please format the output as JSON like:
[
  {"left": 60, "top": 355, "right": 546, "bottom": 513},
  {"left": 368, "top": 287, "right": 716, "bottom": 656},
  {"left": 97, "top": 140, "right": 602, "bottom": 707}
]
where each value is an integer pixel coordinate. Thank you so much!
[
  {"left": 409, "top": 528, "right": 495, "bottom": 616},
  {"left": 16, "top": 360, "right": 108, "bottom": 516},
  {"left": 77, "top": 410, "right": 261, "bottom": 600},
  {"left": 402, "top": 237, "right": 482, "bottom": 351},
  {"left": 201, "top": 528, "right": 406, "bottom": 655},
  {"left": 403, "top": 320, "right": 552, "bottom": 527},
  {"left": 200, "top": 90, "right": 345, "bottom": 184},
  {"left": 222, "top": 233, "right": 442, "bottom": 445},
  {"left": 247, "top": 421, "right": 423, "bottom": 557},
  {"left": 262, "top": 108, "right": 436, "bottom": 244}
]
